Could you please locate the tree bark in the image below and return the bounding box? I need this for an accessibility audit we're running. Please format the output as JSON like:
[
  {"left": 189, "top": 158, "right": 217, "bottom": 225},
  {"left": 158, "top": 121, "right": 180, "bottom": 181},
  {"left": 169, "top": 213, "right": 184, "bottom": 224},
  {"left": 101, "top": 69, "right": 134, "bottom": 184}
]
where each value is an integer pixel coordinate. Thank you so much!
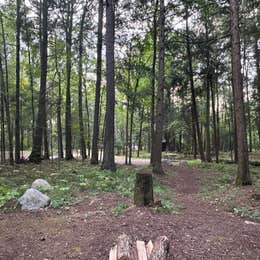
[
  {"left": 230, "top": 0, "right": 251, "bottom": 185},
  {"left": 137, "top": 105, "right": 145, "bottom": 158},
  {"left": 65, "top": 0, "right": 74, "bottom": 160},
  {"left": 0, "top": 67, "right": 5, "bottom": 162},
  {"left": 153, "top": 0, "right": 165, "bottom": 175},
  {"left": 185, "top": 5, "right": 205, "bottom": 162},
  {"left": 91, "top": 0, "right": 103, "bottom": 164},
  {"left": 15, "top": 0, "right": 21, "bottom": 163},
  {"left": 134, "top": 172, "right": 154, "bottom": 206},
  {"left": 211, "top": 79, "right": 219, "bottom": 162},
  {"left": 29, "top": 0, "right": 48, "bottom": 163},
  {"left": 254, "top": 36, "right": 260, "bottom": 144},
  {"left": 125, "top": 46, "right": 131, "bottom": 165},
  {"left": 0, "top": 12, "right": 13, "bottom": 164},
  {"left": 129, "top": 77, "right": 140, "bottom": 165},
  {"left": 102, "top": 0, "right": 116, "bottom": 171},
  {"left": 54, "top": 34, "right": 63, "bottom": 159},
  {"left": 150, "top": 0, "right": 159, "bottom": 165},
  {"left": 205, "top": 19, "right": 211, "bottom": 162},
  {"left": 78, "top": 4, "right": 87, "bottom": 160}
]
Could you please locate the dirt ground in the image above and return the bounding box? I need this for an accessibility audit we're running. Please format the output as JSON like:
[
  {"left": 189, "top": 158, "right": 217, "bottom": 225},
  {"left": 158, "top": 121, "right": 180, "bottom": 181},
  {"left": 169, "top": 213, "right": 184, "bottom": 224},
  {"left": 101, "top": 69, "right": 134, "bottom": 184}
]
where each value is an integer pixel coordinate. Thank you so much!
[{"left": 0, "top": 164, "right": 260, "bottom": 260}]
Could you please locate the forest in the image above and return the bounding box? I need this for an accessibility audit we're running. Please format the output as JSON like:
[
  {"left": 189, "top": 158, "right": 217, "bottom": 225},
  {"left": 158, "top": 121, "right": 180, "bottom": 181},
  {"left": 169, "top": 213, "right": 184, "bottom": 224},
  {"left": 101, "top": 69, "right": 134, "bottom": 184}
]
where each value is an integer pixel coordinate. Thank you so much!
[{"left": 0, "top": 0, "right": 260, "bottom": 259}]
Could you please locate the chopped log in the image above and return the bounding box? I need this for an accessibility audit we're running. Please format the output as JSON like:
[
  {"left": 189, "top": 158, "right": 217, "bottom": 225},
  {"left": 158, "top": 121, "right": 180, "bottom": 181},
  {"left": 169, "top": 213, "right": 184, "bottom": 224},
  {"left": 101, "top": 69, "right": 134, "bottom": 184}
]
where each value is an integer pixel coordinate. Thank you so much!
[
  {"left": 109, "top": 245, "right": 117, "bottom": 260},
  {"left": 146, "top": 240, "right": 153, "bottom": 259},
  {"left": 117, "top": 233, "right": 132, "bottom": 260},
  {"left": 149, "top": 236, "right": 169, "bottom": 260},
  {"left": 136, "top": 240, "right": 148, "bottom": 260},
  {"left": 134, "top": 172, "right": 154, "bottom": 206}
]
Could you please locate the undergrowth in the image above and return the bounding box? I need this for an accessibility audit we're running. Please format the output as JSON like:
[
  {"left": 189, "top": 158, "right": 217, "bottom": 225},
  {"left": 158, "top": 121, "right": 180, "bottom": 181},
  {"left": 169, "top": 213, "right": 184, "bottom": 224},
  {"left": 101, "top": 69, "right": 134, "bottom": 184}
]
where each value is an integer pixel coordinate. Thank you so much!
[
  {"left": 187, "top": 160, "right": 260, "bottom": 221},
  {"left": 0, "top": 160, "right": 174, "bottom": 211}
]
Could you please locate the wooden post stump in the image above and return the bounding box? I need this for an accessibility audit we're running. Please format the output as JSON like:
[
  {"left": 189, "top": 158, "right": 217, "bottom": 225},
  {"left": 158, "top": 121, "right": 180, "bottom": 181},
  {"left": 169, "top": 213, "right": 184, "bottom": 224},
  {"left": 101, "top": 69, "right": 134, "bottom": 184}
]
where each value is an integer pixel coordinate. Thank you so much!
[{"left": 134, "top": 172, "right": 154, "bottom": 206}]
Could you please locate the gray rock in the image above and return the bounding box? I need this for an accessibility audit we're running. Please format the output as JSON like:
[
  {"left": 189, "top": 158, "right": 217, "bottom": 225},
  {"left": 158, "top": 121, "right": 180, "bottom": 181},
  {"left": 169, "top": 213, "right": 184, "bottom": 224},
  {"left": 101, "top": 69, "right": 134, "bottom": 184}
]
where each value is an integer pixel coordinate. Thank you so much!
[
  {"left": 31, "top": 179, "right": 51, "bottom": 191},
  {"left": 18, "top": 188, "right": 51, "bottom": 210}
]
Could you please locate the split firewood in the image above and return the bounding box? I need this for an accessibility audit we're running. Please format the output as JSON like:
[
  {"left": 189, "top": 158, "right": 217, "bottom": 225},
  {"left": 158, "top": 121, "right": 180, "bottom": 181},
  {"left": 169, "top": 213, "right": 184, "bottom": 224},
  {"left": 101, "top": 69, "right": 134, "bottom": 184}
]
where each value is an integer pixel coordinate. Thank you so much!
[
  {"left": 136, "top": 240, "right": 148, "bottom": 260},
  {"left": 146, "top": 240, "right": 153, "bottom": 259},
  {"left": 149, "top": 236, "right": 169, "bottom": 260},
  {"left": 117, "top": 233, "right": 132, "bottom": 260},
  {"left": 109, "top": 245, "right": 117, "bottom": 260}
]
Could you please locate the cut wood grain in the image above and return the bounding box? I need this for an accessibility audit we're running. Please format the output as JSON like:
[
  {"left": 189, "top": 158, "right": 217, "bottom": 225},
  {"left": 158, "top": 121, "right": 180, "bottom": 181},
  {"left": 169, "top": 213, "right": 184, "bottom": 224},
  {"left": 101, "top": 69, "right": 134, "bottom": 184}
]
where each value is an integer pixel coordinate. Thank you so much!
[
  {"left": 117, "top": 233, "right": 132, "bottom": 260},
  {"left": 149, "top": 236, "right": 169, "bottom": 260},
  {"left": 108, "top": 235, "right": 169, "bottom": 260},
  {"left": 146, "top": 240, "right": 153, "bottom": 259},
  {"left": 109, "top": 245, "right": 117, "bottom": 260},
  {"left": 136, "top": 240, "right": 148, "bottom": 260}
]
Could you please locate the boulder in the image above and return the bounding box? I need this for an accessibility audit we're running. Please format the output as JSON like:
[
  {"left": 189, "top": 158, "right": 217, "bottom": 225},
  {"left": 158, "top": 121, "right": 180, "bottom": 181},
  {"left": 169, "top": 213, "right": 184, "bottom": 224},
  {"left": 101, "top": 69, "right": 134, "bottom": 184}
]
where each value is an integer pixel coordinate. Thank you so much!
[
  {"left": 18, "top": 188, "right": 51, "bottom": 210},
  {"left": 31, "top": 179, "right": 51, "bottom": 191}
]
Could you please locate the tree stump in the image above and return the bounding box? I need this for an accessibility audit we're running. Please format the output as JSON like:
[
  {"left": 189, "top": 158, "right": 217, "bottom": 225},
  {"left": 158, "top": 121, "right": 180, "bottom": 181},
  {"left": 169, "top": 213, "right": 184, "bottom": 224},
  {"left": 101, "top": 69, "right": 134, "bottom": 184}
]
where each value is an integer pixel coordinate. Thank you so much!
[{"left": 134, "top": 172, "right": 154, "bottom": 206}]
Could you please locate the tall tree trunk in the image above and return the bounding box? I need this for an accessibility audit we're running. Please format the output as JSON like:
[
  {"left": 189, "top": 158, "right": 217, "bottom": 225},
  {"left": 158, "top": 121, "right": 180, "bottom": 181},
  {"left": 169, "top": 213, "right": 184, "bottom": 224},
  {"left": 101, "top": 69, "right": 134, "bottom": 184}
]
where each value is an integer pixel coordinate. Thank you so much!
[
  {"left": 243, "top": 38, "right": 252, "bottom": 152},
  {"left": 216, "top": 78, "right": 220, "bottom": 161},
  {"left": 54, "top": 34, "right": 63, "bottom": 159},
  {"left": 245, "top": 68, "right": 252, "bottom": 152},
  {"left": 29, "top": 0, "right": 48, "bottom": 163},
  {"left": 125, "top": 47, "right": 131, "bottom": 165},
  {"left": 254, "top": 36, "right": 260, "bottom": 144},
  {"left": 78, "top": 4, "right": 87, "bottom": 160},
  {"left": 230, "top": 0, "right": 251, "bottom": 185},
  {"left": 211, "top": 79, "right": 218, "bottom": 162},
  {"left": 153, "top": 0, "right": 165, "bottom": 174},
  {"left": 15, "top": 0, "right": 21, "bottom": 163},
  {"left": 205, "top": 19, "right": 211, "bottom": 162},
  {"left": 0, "top": 12, "right": 13, "bottom": 164},
  {"left": 43, "top": 105, "right": 49, "bottom": 160},
  {"left": 205, "top": 78, "right": 211, "bottom": 162},
  {"left": 150, "top": 0, "right": 159, "bottom": 164},
  {"left": 25, "top": 21, "right": 35, "bottom": 141},
  {"left": 185, "top": 6, "right": 205, "bottom": 161},
  {"left": 83, "top": 77, "right": 91, "bottom": 157},
  {"left": 129, "top": 77, "right": 140, "bottom": 165},
  {"left": 102, "top": 0, "right": 116, "bottom": 171},
  {"left": 0, "top": 73, "right": 5, "bottom": 162},
  {"left": 91, "top": 0, "right": 103, "bottom": 164},
  {"left": 137, "top": 105, "right": 145, "bottom": 158},
  {"left": 65, "top": 1, "right": 74, "bottom": 160},
  {"left": 192, "top": 110, "right": 197, "bottom": 158}
]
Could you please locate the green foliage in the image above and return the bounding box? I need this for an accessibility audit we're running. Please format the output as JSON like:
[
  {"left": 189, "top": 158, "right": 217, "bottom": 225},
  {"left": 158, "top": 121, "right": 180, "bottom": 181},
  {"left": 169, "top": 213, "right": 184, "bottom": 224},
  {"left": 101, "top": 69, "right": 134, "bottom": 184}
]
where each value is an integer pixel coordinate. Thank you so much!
[
  {"left": 233, "top": 206, "right": 260, "bottom": 221},
  {"left": 0, "top": 161, "right": 172, "bottom": 210},
  {"left": 188, "top": 160, "right": 260, "bottom": 221},
  {"left": 112, "top": 202, "right": 129, "bottom": 216},
  {"left": 154, "top": 199, "right": 175, "bottom": 214}
]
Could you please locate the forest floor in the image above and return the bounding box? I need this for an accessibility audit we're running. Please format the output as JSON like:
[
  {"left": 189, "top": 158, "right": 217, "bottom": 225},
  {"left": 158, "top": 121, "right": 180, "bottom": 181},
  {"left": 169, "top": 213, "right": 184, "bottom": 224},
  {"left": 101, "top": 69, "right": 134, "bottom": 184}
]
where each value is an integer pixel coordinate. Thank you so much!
[{"left": 0, "top": 158, "right": 260, "bottom": 259}]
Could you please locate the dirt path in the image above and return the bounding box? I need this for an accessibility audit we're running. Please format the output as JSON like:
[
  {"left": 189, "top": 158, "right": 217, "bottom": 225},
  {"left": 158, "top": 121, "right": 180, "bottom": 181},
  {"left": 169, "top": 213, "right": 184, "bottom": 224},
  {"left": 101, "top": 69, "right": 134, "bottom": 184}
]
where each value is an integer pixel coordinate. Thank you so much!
[{"left": 0, "top": 164, "right": 260, "bottom": 259}]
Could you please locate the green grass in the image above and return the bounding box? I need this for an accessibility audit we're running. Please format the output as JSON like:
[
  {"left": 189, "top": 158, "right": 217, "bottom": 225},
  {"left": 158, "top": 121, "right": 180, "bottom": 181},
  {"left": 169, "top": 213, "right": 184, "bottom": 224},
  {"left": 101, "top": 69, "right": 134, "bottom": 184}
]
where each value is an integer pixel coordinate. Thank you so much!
[
  {"left": 187, "top": 160, "right": 260, "bottom": 188},
  {"left": 0, "top": 160, "right": 174, "bottom": 211},
  {"left": 112, "top": 202, "right": 129, "bottom": 215},
  {"left": 187, "top": 160, "right": 260, "bottom": 221}
]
